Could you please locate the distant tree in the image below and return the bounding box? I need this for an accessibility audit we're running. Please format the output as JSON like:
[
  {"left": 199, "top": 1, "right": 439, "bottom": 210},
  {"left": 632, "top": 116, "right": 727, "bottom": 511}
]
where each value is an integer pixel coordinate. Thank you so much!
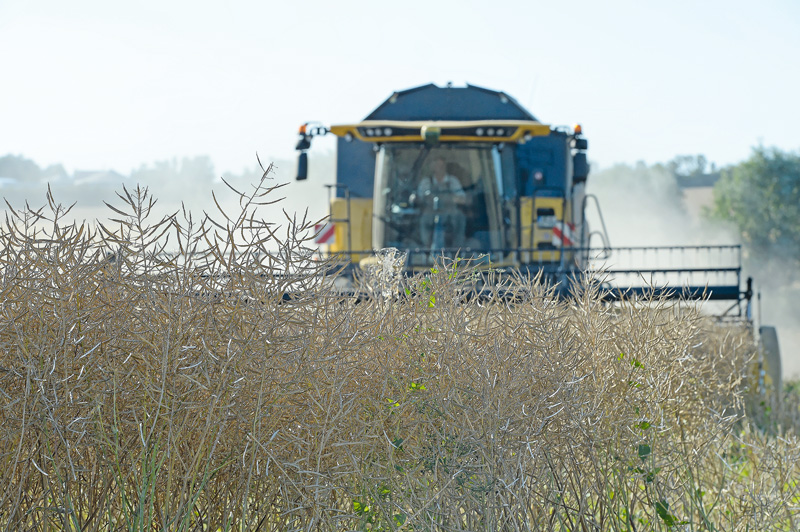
[
  {"left": 667, "top": 154, "right": 709, "bottom": 178},
  {"left": 0, "top": 154, "right": 42, "bottom": 181},
  {"left": 130, "top": 159, "right": 178, "bottom": 183},
  {"left": 709, "top": 146, "right": 800, "bottom": 272},
  {"left": 177, "top": 156, "right": 216, "bottom": 183}
]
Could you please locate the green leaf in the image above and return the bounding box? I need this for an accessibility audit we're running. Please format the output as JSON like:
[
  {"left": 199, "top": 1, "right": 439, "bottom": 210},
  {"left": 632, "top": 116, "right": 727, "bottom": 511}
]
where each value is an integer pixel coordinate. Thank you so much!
[
  {"left": 409, "top": 382, "right": 427, "bottom": 392},
  {"left": 353, "top": 500, "right": 369, "bottom": 515},
  {"left": 655, "top": 500, "right": 680, "bottom": 527},
  {"left": 392, "top": 437, "right": 404, "bottom": 450},
  {"left": 655, "top": 500, "right": 670, "bottom": 521},
  {"left": 635, "top": 421, "right": 651, "bottom": 430},
  {"left": 617, "top": 352, "right": 625, "bottom": 361},
  {"left": 638, "top": 444, "right": 651, "bottom": 461},
  {"left": 394, "top": 513, "right": 406, "bottom": 526},
  {"left": 645, "top": 468, "right": 660, "bottom": 483}
]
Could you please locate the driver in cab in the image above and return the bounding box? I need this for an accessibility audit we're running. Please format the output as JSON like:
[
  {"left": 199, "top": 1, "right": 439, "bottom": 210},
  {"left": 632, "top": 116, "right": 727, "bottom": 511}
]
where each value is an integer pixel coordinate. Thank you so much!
[{"left": 411, "top": 156, "right": 467, "bottom": 248}]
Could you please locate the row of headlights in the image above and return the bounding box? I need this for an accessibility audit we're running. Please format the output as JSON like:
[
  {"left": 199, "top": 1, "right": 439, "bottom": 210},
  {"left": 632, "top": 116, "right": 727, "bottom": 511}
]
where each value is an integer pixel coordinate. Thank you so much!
[
  {"left": 357, "top": 126, "right": 521, "bottom": 139},
  {"left": 475, "top": 127, "right": 506, "bottom": 136},
  {"left": 364, "top": 128, "right": 393, "bottom": 137}
]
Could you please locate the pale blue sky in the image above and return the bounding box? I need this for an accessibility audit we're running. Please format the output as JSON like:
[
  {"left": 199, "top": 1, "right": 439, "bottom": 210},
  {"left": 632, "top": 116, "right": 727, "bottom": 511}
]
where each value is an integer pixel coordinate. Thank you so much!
[{"left": 2, "top": 0, "right": 799, "bottom": 175}]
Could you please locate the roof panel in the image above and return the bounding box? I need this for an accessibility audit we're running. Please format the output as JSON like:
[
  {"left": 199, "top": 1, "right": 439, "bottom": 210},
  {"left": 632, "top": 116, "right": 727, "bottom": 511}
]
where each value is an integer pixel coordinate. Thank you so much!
[{"left": 365, "top": 83, "right": 537, "bottom": 121}]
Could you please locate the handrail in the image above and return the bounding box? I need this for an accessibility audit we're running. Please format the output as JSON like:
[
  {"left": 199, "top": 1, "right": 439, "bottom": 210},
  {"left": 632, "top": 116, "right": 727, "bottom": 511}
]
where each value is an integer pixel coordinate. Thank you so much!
[
  {"left": 580, "top": 193, "right": 611, "bottom": 259},
  {"left": 325, "top": 184, "right": 352, "bottom": 257}
]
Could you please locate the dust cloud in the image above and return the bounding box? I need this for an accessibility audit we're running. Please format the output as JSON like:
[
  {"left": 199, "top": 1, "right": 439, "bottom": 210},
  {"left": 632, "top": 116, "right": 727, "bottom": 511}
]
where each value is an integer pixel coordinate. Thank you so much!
[{"left": 586, "top": 161, "right": 737, "bottom": 246}]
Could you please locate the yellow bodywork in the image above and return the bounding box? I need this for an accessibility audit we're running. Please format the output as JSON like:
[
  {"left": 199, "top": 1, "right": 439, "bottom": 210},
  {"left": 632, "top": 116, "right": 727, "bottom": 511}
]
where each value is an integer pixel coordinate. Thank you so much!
[
  {"left": 329, "top": 120, "right": 551, "bottom": 144},
  {"left": 329, "top": 197, "right": 373, "bottom": 262},
  {"left": 519, "top": 196, "right": 582, "bottom": 266}
]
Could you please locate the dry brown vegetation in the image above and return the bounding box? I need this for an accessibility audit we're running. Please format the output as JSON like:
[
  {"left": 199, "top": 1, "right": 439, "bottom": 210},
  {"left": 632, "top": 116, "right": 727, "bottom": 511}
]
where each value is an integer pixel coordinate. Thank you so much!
[{"left": 1, "top": 171, "right": 799, "bottom": 531}]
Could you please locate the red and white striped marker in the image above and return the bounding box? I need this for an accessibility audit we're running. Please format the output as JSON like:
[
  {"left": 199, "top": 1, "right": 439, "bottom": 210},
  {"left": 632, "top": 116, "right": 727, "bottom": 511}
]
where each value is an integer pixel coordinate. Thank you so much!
[
  {"left": 552, "top": 222, "right": 576, "bottom": 247},
  {"left": 314, "top": 223, "right": 336, "bottom": 245}
]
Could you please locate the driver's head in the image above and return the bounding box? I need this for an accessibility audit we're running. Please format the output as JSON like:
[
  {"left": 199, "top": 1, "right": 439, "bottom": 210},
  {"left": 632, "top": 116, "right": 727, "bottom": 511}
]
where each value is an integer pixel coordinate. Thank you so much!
[{"left": 433, "top": 157, "right": 447, "bottom": 178}]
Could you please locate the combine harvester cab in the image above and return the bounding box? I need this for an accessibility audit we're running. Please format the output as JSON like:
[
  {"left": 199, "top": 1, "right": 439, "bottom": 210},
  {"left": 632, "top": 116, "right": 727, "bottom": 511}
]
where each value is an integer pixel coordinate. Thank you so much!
[{"left": 295, "top": 83, "right": 781, "bottom": 392}]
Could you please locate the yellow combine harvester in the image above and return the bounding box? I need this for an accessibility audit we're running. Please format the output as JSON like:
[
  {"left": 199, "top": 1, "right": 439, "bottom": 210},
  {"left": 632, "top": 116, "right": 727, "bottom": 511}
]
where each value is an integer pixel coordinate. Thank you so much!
[{"left": 297, "top": 83, "right": 597, "bottom": 275}]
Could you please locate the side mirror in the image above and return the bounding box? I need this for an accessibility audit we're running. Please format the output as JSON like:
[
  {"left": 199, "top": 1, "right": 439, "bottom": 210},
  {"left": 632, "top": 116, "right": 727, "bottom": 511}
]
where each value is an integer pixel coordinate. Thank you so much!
[
  {"left": 573, "top": 152, "right": 590, "bottom": 184},
  {"left": 571, "top": 138, "right": 588, "bottom": 150},
  {"left": 296, "top": 151, "right": 308, "bottom": 181},
  {"left": 296, "top": 137, "right": 310, "bottom": 152}
]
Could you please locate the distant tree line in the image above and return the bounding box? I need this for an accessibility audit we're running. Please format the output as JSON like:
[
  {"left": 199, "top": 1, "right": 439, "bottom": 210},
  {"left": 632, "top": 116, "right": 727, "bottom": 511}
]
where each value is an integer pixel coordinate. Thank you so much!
[
  {"left": 0, "top": 153, "right": 227, "bottom": 184},
  {"left": 0, "top": 154, "right": 271, "bottom": 212}
]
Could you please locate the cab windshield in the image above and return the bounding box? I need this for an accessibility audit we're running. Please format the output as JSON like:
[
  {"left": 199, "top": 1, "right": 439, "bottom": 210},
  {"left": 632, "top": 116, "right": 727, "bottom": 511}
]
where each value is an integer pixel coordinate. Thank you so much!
[{"left": 373, "top": 144, "right": 508, "bottom": 260}]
